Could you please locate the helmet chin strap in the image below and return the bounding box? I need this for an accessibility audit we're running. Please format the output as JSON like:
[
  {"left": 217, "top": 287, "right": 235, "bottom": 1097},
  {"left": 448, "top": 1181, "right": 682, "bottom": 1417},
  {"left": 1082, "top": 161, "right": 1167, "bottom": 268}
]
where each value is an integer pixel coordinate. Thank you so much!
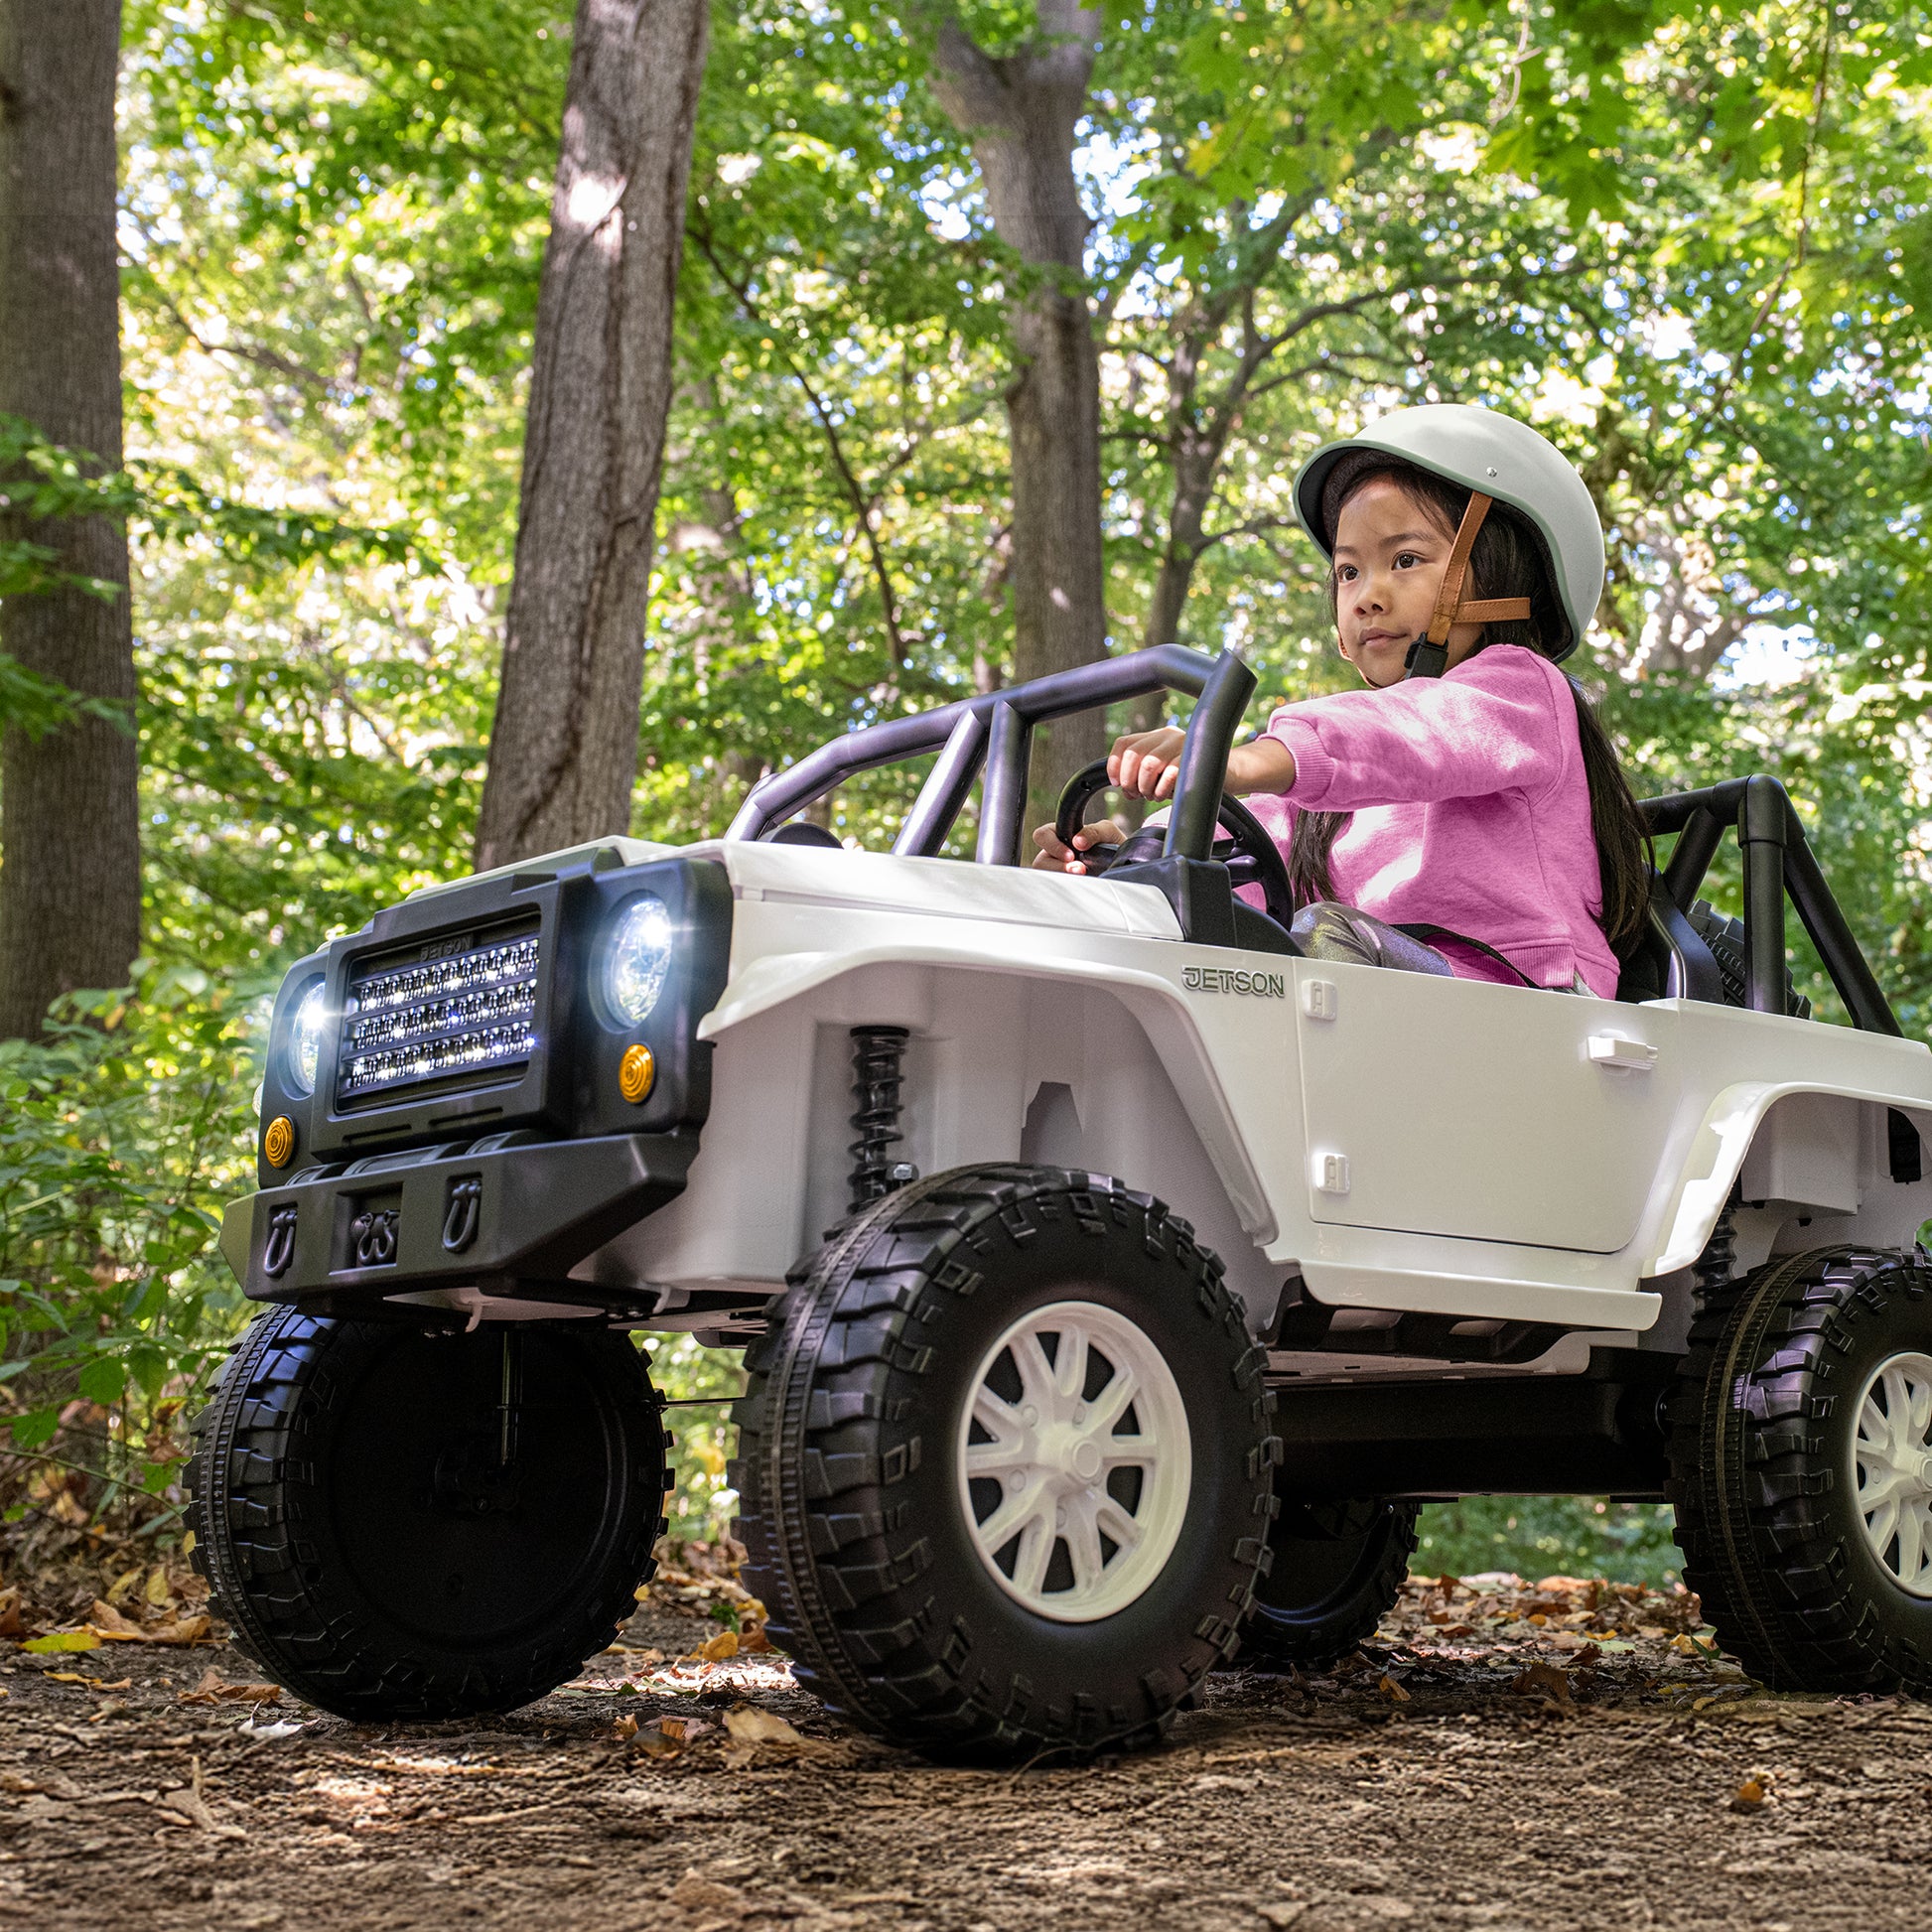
[{"left": 1403, "top": 490, "right": 1533, "bottom": 678}]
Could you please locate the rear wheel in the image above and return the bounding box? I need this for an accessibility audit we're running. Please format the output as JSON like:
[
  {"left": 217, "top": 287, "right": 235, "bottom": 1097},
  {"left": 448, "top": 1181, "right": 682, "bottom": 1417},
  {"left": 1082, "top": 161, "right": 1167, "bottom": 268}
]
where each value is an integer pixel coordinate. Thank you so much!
[
  {"left": 1240, "top": 1497, "right": 1419, "bottom": 1670},
  {"left": 188, "top": 1309, "right": 668, "bottom": 1721},
  {"left": 1667, "top": 1245, "right": 1932, "bottom": 1691},
  {"left": 732, "top": 1166, "right": 1280, "bottom": 1760}
]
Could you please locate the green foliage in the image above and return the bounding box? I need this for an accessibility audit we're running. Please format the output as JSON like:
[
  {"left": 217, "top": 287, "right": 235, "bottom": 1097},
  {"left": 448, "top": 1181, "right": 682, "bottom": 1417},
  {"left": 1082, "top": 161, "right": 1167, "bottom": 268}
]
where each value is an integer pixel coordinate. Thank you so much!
[
  {"left": 641, "top": 1334, "right": 747, "bottom": 1540},
  {"left": 1414, "top": 1497, "right": 1684, "bottom": 1589},
  {"left": 0, "top": 972, "right": 259, "bottom": 1524}
]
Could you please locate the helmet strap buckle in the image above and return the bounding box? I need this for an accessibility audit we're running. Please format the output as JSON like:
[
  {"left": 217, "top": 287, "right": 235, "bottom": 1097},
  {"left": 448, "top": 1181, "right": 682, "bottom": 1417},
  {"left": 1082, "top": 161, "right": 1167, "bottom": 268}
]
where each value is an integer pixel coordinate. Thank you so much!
[{"left": 1404, "top": 635, "right": 1449, "bottom": 678}]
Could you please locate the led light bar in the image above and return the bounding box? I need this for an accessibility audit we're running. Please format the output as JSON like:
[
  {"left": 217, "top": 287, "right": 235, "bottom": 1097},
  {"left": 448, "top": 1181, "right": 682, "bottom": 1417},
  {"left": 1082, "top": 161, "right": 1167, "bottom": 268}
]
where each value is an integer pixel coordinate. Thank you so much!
[
  {"left": 349, "top": 934, "right": 539, "bottom": 1014},
  {"left": 338, "top": 927, "right": 541, "bottom": 1102}
]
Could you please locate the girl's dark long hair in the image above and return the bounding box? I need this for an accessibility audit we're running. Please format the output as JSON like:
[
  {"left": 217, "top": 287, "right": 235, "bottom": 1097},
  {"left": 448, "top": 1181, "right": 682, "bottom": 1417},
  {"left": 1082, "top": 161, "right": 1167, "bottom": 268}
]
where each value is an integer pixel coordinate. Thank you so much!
[{"left": 1290, "top": 450, "right": 1652, "bottom": 951}]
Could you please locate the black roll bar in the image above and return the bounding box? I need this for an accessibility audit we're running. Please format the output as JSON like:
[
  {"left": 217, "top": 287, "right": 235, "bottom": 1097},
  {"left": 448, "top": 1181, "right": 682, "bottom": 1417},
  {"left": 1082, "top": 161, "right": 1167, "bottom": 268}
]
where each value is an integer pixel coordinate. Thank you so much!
[
  {"left": 1639, "top": 777, "right": 1900, "bottom": 1035},
  {"left": 726, "top": 643, "right": 1254, "bottom": 868}
]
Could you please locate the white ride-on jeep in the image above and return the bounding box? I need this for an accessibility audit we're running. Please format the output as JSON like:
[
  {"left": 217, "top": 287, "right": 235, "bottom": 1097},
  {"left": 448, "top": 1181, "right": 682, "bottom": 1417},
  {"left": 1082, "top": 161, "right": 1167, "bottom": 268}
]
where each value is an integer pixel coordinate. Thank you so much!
[{"left": 191, "top": 640, "right": 1932, "bottom": 1758}]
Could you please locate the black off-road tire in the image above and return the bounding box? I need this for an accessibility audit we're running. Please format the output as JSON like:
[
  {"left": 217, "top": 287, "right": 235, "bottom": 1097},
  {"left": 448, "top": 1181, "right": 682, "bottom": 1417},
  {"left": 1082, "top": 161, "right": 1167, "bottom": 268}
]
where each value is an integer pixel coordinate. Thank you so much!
[
  {"left": 1240, "top": 1497, "right": 1421, "bottom": 1670},
  {"left": 1688, "top": 900, "right": 1810, "bottom": 1019},
  {"left": 731, "top": 1165, "right": 1281, "bottom": 1760},
  {"left": 1666, "top": 1245, "right": 1932, "bottom": 1691},
  {"left": 188, "top": 1308, "right": 670, "bottom": 1721}
]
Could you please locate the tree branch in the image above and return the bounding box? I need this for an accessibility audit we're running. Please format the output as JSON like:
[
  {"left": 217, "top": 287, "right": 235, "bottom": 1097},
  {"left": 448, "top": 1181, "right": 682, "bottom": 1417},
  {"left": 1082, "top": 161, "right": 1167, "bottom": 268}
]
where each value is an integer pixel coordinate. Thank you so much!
[{"left": 693, "top": 225, "right": 910, "bottom": 664}]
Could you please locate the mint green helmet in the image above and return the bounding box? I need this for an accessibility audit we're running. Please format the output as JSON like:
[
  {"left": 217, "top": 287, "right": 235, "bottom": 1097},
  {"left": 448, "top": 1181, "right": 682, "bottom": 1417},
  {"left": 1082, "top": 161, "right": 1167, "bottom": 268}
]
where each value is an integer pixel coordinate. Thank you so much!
[{"left": 1293, "top": 405, "right": 1606, "bottom": 661}]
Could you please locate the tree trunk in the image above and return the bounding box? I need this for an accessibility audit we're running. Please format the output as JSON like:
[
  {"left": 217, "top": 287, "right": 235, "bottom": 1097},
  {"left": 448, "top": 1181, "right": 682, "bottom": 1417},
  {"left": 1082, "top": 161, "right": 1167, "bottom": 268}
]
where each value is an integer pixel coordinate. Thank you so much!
[
  {"left": 0, "top": 2, "right": 139, "bottom": 1037},
  {"left": 474, "top": 0, "right": 708, "bottom": 872},
  {"left": 928, "top": 2, "right": 1106, "bottom": 829}
]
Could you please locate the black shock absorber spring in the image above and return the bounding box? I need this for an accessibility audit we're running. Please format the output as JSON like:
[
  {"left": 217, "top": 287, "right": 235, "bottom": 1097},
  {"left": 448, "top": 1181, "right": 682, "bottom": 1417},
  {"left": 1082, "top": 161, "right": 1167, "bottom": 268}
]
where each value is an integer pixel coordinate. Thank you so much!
[
  {"left": 1692, "top": 1193, "right": 1738, "bottom": 1311},
  {"left": 848, "top": 1026, "right": 912, "bottom": 1214}
]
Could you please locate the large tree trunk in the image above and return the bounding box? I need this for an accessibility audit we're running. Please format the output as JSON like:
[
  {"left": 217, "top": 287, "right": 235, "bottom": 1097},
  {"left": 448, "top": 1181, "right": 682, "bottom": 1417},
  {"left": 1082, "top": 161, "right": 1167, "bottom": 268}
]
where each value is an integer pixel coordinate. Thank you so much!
[
  {"left": 0, "top": 2, "right": 139, "bottom": 1037},
  {"left": 474, "top": 0, "right": 708, "bottom": 873},
  {"left": 928, "top": 2, "right": 1106, "bottom": 829}
]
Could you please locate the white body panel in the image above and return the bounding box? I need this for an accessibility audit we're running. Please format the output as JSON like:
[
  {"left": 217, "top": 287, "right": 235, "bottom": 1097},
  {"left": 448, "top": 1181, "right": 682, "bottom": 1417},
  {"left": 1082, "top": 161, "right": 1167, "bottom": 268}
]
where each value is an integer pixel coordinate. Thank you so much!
[{"left": 586, "top": 843, "right": 1932, "bottom": 1345}]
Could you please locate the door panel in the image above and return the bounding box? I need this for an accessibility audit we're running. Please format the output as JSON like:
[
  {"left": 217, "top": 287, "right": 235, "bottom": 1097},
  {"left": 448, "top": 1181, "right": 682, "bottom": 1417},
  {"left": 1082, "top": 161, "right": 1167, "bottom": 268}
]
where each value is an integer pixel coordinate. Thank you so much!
[{"left": 1295, "top": 967, "right": 1678, "bottom": 1252}]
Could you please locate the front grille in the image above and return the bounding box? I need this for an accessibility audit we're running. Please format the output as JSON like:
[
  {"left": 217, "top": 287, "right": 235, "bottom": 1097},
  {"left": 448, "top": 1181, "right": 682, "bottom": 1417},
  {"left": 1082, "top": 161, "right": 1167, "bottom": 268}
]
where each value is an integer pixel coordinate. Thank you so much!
[{"left": 337, "top": 924, "right": 541, "bottom": 1104}]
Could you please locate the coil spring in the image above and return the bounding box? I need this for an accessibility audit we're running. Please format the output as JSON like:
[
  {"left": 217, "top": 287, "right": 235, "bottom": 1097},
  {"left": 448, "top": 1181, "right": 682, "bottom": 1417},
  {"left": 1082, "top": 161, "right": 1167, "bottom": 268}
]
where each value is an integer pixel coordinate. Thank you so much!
[
  {"left": 1692, "top": 1196, "right": 1738, "bottom": 1310},
  {"left": 848, "top": 1026, "right": 910, "bottom": 1214}
]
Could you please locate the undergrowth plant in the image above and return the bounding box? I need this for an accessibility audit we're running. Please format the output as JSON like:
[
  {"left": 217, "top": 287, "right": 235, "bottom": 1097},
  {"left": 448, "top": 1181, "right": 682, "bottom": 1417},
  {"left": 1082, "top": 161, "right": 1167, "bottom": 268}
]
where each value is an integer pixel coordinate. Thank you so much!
[{"left": 0, "top": 972, "right": 261, "bottom": 1550}]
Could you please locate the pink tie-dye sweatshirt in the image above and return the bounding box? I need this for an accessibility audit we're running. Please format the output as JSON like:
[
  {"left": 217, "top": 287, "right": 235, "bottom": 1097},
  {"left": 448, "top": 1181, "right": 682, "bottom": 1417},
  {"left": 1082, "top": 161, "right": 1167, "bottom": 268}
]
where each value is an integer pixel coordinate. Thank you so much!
[{"left": 1242, "top": 642, "right": 1620, "bottom": 997}]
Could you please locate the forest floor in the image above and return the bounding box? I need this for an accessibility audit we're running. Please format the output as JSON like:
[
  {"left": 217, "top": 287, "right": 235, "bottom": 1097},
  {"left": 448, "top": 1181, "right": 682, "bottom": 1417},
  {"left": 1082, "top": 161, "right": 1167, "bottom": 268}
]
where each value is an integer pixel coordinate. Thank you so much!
[{"left": 5, "top": 1555, "right": 1931, "bottom": 1932}]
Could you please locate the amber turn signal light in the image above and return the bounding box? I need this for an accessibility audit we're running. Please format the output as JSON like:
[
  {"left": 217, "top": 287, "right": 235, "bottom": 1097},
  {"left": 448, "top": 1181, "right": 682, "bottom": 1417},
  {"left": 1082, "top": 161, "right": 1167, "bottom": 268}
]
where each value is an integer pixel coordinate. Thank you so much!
[
  {"left": 618, "top": 1042, "right": 656, "bottom": 1105},
  {"left": 263, "top": 1115, "right": 296, "bottom": 1168}
]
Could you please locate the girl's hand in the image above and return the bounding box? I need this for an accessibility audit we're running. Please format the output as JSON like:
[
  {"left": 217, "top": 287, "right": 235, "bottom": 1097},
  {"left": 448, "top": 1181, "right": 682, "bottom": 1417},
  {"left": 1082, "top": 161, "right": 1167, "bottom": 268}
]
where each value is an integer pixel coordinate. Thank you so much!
[
  {"left": 1109, "top": 727, "right": 1187, "bottom": 799},
  {"left": 1032, "top": 817, "right": 1129, "bottom": 874}
]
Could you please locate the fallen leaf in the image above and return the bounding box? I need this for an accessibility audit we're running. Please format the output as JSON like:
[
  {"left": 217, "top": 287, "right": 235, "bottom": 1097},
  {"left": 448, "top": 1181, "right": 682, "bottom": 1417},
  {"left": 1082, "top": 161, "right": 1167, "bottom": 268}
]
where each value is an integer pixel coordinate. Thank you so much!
[
  {"left": 177, "top": 1668, "right": 281, "bottom": 1707},
  {"left": 631, "top": 1714, "right": 712, "bottom": 1759},
  {"left": 611, "top": 1715, "right": 639, "bottom": 1741},
  {"left": 1506, "top": 1661, "right": 1574, "bottom": 1708},
  {"left": 1377, "top": 1674, "right": 1411, "bottom": 1704},
  {"left": 86, "top": 1599, "right": 146, "bottom": 1638},
  {"left": 23, "top": 1630, "right": 99, "bottom": 1654},
  {"left": 46, "top": 1672, "right": 94, "bottom": 1685},
  {"left": 145, "top": 1567, "right": 174, "bottom": 1608},
  {"left": 144, "top": 1614, "right": 215, "bottom": 1646},
  {"left": 723, "top": 1705, "right": 802, "bottom": 1747},
  {"left": 694, "top": 1629, "right": 739, "bottom": 1663},
  {"left": 82, "top": 1597, "right": 214, "bottom": 1647},
  {"left": 1733, "top": 1778, "right": 1767, "bottom": 1810}
]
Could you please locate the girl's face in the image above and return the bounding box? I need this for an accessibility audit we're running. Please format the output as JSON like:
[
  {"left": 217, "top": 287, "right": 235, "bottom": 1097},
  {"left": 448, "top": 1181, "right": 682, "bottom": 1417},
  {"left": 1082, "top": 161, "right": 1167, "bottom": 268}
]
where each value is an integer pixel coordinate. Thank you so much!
[{"left": 1330, "top": 478, "right": 1486, "bottom": 689}]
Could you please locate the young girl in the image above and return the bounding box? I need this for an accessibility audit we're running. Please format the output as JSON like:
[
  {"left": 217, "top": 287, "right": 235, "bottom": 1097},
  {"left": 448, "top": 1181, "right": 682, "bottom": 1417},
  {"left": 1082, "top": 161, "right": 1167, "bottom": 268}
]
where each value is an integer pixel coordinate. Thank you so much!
[{"left": 1034, "top": 405, "right": 1650, "bottom": 995}]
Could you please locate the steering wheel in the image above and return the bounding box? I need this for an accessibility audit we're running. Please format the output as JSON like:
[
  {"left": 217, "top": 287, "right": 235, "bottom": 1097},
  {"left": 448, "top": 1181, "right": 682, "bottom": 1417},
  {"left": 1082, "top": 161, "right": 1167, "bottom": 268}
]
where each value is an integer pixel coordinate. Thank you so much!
[{"left": 1053, "top": 758, "right": 1296, "bottom": 929}]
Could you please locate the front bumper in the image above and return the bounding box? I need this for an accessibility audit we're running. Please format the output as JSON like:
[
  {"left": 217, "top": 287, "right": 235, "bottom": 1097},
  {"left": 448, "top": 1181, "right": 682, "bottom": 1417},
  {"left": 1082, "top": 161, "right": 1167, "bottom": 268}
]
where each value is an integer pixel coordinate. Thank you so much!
[{"left": 219, "top": 1130, "right": 700, "bottom": 1315}]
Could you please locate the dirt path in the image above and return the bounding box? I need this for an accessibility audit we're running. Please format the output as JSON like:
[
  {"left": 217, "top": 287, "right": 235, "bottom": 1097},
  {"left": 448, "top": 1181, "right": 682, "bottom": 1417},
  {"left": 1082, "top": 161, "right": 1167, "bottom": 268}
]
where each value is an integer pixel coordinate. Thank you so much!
[{"left": 7, "top": 1579, "right": 1931, "bottom": 1931}]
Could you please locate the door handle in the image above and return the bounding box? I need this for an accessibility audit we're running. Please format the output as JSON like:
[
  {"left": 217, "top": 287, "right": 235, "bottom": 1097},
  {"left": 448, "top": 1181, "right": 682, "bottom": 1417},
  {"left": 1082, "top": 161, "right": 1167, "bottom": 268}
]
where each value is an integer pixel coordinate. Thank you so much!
[{"left": 1587, "top": 1034, "right": 1657, "bottom": 1071}]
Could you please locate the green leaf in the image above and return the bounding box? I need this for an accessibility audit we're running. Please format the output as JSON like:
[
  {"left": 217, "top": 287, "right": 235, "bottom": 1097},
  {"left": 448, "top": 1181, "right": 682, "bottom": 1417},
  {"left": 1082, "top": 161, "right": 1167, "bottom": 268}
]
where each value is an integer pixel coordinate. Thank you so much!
[
  {"left": 76, "top": 1356, "right": 128, "bottom": 1406},
  {"left": 10, "top": 1408, "right": 60, "bottom": 1450},
  {"left": 22, "top": 1630, "right": 102, "bottom": 1654}
]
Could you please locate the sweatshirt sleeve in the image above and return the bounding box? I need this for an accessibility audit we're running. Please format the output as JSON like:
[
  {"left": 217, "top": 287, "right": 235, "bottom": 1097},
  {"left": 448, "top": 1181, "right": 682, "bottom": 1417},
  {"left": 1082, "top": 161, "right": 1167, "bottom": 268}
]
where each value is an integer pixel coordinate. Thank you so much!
[{"left": 1261, "top": 647, "right": 1571, "bottom": 812}]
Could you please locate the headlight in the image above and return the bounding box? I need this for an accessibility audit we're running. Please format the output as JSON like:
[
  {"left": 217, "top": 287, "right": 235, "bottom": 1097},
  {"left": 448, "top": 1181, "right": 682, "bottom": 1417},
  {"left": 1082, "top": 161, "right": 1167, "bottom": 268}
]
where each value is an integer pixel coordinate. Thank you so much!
[
  {"left": 601, "top": 895, "right": 674, "bottom": 1027},
  {"left": 284, "top": 980, "right": 328, "bottom": 1097}
]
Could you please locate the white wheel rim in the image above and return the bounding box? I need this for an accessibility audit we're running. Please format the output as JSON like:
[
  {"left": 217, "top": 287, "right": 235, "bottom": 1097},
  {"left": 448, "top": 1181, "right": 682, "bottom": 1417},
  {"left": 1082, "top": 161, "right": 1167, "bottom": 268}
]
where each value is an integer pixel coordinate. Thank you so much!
[
  {"left": 955, "top": 1300, "right": 1190, "bottom": 1624},
  {"left": 1854, "top": 1349, "right": 1932, "bottom": 1598}
]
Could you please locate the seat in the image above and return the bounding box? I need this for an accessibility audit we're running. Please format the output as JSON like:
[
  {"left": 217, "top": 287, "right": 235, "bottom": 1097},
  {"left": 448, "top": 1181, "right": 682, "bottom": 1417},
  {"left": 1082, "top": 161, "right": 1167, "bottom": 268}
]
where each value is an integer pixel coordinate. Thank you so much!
[
  {"left": 768, "top": 821, "right": 844, "bottom": 849},
  {"left": 1230, "top": 899, "right": 1302, "bottom": 956},
  {"left": 1614, "top": 872, "right": 1727, "bottom": 1004}
]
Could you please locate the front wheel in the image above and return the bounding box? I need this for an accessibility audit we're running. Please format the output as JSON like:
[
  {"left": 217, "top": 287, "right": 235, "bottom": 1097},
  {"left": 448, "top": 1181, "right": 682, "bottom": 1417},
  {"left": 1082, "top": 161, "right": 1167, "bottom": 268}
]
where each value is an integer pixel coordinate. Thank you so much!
[
  {"left": 188, "top": 1310, "right": 669, "bottom": 1721},
  {"left": 732, "top": 1166, "right": 1280, "bottom": 1759},
  {"left": 1667, "top": 1245, "right": 1932, "bottom": 1691}
]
